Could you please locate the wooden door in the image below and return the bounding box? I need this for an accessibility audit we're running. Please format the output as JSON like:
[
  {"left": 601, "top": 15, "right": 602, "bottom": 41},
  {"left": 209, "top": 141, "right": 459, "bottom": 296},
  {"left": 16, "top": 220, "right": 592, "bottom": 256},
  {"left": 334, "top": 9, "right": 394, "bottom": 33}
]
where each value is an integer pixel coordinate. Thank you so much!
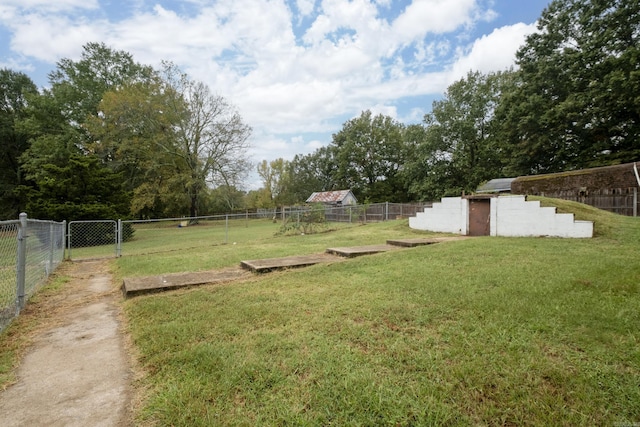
[{"left": 468, "top": 199, "right": 491, "bottom": 236}]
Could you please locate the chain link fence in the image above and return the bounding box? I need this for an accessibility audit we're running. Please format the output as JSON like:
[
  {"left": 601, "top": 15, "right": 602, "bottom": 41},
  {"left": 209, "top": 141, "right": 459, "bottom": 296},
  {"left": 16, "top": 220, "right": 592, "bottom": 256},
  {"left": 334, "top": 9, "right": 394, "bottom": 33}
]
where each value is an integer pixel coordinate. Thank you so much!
[
  {"left": 0, "top": 214, "right": 66, "bottom": 332},
  {"left": 116, "top": 202, "right": 432, "bottom": 257}
]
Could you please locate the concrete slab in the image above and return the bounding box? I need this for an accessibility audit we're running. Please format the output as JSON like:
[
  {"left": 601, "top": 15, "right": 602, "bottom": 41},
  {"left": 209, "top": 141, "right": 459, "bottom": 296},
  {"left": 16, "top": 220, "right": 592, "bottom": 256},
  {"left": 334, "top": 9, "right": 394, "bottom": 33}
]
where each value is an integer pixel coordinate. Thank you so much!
[
  {"left": 122, "top": 237, "right": 471, "bottom": 296},
  {"left": 387, "top": 238, "right": 441, "bottom": 247},
  {"left": 325, "top": 244, "right": 400, "bottom": 258},
  {"left": 122, "top": 266, "right": 252, "bottom": 297},
  {"left": 386, "top": 236, "right": 469, "bottom": 247},
  {"left": 241, "top": 253, "right": 343, "bottom": 273}
]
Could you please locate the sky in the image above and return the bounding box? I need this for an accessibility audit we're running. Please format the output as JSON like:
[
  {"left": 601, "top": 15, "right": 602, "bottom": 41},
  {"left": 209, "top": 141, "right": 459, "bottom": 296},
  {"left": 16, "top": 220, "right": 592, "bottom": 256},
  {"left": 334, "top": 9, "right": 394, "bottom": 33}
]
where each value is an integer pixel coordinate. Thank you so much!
[{"left": 0, "top": 0, "right": 551, "bottom": 189}]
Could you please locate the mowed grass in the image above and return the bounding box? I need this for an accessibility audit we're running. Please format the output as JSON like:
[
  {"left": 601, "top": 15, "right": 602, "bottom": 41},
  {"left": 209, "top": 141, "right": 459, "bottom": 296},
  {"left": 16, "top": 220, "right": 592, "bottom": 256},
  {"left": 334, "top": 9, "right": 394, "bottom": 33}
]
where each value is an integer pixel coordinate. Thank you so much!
[
  {"left": 114, "top": 219, "right": 422, "bottom": 279},
  {"left": 101, "top": 202, "right": 640, "bottom": 424}
]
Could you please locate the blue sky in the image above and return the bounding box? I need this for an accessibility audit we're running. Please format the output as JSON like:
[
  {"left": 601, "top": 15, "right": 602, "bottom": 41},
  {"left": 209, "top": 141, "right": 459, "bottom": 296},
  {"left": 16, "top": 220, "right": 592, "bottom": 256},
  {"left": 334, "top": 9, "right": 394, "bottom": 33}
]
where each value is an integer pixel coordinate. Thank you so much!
[{"left": 0, "top": 0, "right": 550, "bottom": 188}]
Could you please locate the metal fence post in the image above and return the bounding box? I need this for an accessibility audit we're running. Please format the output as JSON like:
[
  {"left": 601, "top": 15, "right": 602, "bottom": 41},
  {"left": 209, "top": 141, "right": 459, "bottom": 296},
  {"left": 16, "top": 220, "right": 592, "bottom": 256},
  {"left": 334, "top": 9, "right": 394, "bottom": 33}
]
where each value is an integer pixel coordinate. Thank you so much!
[
  {"left": 117, "top": 219, "right": 122, "bottom": 257},
  {"left": 634, "top": 188, "right": 638, "bottom": 217},
  {"left": 16, "top": 212, "right": 27, "bottom": 311},
  {"left": 67, "top": 221, "right": 72, "bottom": 260},
  {"left": 225, "top": 215, "right": 229, "bottom": 244},
  {"left": 62, "top": 220, "right": 66, "bottom": 261},
  {"left": 48, "top": 222, "right": 55, "bottom": 275}
]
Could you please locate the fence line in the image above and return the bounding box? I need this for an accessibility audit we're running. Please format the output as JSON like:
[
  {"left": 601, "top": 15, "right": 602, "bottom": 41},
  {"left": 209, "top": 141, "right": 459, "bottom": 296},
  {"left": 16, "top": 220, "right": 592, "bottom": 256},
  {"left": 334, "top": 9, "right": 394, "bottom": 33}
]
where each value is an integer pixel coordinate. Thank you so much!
[
  {"left": 0, "top": 213, "right": 66, "bottom": 332},
  {"left": 108, "top": 202, "right": 431, "bottom": 258}
]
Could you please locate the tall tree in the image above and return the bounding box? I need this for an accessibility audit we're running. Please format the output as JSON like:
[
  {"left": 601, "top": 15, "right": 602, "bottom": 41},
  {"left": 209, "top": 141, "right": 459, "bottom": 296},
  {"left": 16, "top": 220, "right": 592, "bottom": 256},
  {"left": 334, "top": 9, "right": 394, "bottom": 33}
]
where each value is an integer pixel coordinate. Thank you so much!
[
  {"left": 48, "top": 42, "right": 154, "bottom": 129},
  {"left": 19, "top": 43, "right": 154, "bottom": 220},
  {"left": 85, "top": 79, "right": 185, "bottom": 218},
  {"left": 405, "top": 71, "right": 512, "bottom": 200},
  {"left": 159, "top": 63, "right": 253, "bottom": 217},
  {"left": 0, "top": 69, "right": 38, "bottom": 219},
  {"left": 257, "top": 158, "right": 293, "bottom": 207},
  {"left": 331, "top": 110, "right": 410, "bottom": 202},
  {"left": 499, "top": 0, "right": 640, "bottom": 174}
]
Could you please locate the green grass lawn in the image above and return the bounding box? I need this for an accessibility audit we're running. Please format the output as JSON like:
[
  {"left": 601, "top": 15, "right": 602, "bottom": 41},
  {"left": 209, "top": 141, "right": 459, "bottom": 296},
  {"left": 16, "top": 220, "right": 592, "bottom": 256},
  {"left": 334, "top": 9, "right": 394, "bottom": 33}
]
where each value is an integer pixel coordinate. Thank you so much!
[{"left": 121, "top": 199, "right": 640, "bottom": 426}]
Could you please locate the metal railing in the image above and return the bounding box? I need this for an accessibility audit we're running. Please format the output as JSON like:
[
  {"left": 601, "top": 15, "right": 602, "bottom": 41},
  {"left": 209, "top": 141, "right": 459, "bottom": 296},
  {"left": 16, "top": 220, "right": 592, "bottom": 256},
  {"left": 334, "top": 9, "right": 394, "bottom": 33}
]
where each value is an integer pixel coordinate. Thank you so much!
[{"left": 0, "top": 213, "right": 66, "bottom": 332}]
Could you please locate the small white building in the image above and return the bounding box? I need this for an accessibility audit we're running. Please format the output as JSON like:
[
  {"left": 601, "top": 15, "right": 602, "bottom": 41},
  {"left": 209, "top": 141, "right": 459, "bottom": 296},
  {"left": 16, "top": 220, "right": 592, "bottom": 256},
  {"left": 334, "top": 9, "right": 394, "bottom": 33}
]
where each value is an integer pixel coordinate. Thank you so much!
[
  {"left": 306, "top": 190, "right": 357, "bottom": 206},
  {"left": 409, "top": 195, "right": 593, "bottom": 238}
]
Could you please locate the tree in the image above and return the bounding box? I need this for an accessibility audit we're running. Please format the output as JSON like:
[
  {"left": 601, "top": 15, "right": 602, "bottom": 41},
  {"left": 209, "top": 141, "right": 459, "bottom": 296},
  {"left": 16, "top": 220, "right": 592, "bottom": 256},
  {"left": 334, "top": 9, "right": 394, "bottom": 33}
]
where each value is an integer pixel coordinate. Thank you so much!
[
  {"left": 159, "top": 64, "right": 252, "bottom": 217},
  {"left": 21, "top": 145, "right": 129, "bottom": 221},
  {"left": 207, "top": 185, "right": 246, "bottom": 213},
  {"left": 0, "top": 69, "right": 38, "bottom": 219},
  {"left": 48, "top": 42, "right": 154, "bottom": 128},
  {"left": 19, "top": 43, "right": 155, "bottom": 220},
  {"left": 257, "top": 158, "right": 294, "bottom": 207},
  {"left": 288, "top": 146, "right": 339, "bottom": 203},
  {"left": 499, "top": 0, "right": 640, "bottom": 174},
  {"left": 85, "top": 79, "right": 185, "bottom": 218},
  {"left": 405, "top": 71, "right": 512, "bottom": 200},
  {"left": 330, "top": 110, "right": 410, "bottom": 202}
]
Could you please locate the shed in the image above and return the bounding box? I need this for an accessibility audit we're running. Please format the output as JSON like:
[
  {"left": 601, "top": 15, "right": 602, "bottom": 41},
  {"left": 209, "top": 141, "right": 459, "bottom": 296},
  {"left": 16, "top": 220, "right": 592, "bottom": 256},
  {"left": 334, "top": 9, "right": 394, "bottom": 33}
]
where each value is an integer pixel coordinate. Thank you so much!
[{"left": 306, "top": 190, "right": 357, "bottom": 205}]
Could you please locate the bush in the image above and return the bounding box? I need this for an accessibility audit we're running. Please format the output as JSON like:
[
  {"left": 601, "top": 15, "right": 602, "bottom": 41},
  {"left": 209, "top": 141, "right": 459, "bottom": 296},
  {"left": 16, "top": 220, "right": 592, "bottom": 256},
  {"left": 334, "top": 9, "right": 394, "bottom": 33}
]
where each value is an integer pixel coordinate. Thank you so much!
[{"left": 276, "top": 204, "right": 328, "bottom": 236}]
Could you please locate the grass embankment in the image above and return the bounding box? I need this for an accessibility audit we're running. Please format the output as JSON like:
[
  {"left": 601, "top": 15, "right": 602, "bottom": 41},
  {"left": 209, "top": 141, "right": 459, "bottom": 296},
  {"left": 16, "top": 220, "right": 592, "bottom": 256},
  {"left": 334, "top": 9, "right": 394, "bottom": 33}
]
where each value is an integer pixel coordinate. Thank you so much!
[{"left": 123, "top": 199, "right": 640, "bottom": 426}]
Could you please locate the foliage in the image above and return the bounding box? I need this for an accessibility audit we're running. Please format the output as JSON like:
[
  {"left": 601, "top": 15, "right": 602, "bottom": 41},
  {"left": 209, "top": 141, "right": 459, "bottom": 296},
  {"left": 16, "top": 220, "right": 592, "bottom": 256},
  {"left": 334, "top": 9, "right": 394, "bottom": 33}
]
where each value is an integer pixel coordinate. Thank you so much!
[
  {"left": 276, "top": 204, "right": 328, "bottom": 235},
  {"left": 206, "top": 185, "right": 247, "bottom": 214},
  {"left": 331, "top": 110, "right": 410, "bottom": 202},
  {"left": 287, "top": 147, "right": 338, "bottom": 204},
  {"left": 499, "top": 0, "right": 640, "bottom": 175},
  {"left": 86, "top": 79, "right": 187, "bottom": 218},
  {"left": 21, "top": 148, "right": 130, "bottom": 222},
  {"left": 0, "top": 69, "right": 39, "bottom": 219},
  {"left": 348, "top": 202, "right": 370, "bottom": 224},
  {"left": 257, "top": 158, "right": 294, "bottom": 207},
  {"left": 160, "top": 63, "right": 252, "bottom": 217},
  {"left": 47, "top": 42, "right": 154, "bottom": 127},
  {"left": 8, "top": 44, "right": 252, "bottom": 222},
  {"left": 405, "top": 71, "right": 512, "bottom": 200},
  {"left": 17, "top": 43, "right": 154, "bottom": 221}
]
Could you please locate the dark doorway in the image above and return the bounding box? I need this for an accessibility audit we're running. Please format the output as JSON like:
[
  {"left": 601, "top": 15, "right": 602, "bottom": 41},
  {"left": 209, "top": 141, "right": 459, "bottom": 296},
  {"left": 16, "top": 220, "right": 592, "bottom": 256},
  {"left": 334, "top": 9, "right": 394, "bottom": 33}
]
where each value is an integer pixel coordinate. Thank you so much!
[{"left": 468, "top": 198, "right": 491, "bottom": 236}]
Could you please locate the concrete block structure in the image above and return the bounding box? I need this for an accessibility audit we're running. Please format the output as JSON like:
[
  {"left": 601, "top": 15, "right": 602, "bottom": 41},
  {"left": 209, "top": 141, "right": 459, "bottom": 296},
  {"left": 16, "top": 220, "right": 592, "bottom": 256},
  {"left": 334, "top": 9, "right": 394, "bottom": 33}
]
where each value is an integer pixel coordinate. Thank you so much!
[{"left": 409, "top": 195, "right": 593, "bottom": 238}]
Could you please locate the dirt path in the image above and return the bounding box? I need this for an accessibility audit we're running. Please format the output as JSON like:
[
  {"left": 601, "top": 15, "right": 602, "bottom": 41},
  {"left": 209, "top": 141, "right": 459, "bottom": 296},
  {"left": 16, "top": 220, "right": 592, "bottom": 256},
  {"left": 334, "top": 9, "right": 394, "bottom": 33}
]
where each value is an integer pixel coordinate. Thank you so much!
[{"left": 0, "top": 260, "right": 132, "bottom": 426}]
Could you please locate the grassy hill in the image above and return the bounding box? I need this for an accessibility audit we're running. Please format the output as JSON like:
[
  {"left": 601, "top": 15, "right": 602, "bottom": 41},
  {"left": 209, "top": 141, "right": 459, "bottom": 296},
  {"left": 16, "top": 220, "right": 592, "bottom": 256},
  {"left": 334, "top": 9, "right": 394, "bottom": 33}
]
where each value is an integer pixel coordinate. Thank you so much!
[{"left": 121, "top": 198, "right": 640, "bottom": 426}]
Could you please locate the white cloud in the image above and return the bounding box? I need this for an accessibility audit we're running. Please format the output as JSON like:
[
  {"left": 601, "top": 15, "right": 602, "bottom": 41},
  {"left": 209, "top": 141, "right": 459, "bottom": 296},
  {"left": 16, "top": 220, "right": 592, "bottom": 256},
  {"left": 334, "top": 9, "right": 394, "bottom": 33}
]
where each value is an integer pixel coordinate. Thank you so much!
[
  {"left": 392, "top": 0, "right": 477, "bottom": 39},
  {"left": 296, "top": 0, "right": 316, "bottom": 17},
  {"left": 368, "top": 104, "right": 398, "bottom": 119},
  {"left": 449, "top": 22, "right": 537, "bottom": 82},
  {"left": 0, "top": 0, "right": 543, "bottom": 166},
  {"left": 10, "top": 14, "right": 105, "bottom": 62}
]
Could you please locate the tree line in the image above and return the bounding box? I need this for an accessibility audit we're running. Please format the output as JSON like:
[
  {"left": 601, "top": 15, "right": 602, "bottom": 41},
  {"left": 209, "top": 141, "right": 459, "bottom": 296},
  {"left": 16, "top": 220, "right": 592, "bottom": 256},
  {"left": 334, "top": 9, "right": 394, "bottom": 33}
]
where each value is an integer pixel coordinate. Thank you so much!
[
  {"left": 251, "top": 0, "right": 639, "bottom": 208},
  {"left": 1, "top": 0, "right": 638, "bottom": 219},
  {"left": 1, "top": 43, "right": 252, "bottom": 221}
]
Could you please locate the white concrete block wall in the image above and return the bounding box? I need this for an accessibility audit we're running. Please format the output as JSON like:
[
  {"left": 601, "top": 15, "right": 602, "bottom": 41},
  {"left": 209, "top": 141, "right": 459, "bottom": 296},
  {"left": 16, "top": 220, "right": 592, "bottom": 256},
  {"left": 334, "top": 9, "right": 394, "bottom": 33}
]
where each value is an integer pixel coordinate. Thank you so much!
[
  {"left": 492, "top": 195, "right": 593, "bottom": 238},
  {"left": 408, "top": 197, "right": 467, "bottom": 234},
  {"left": 411, "top": 195, "right": 593, "bottom": 238}
]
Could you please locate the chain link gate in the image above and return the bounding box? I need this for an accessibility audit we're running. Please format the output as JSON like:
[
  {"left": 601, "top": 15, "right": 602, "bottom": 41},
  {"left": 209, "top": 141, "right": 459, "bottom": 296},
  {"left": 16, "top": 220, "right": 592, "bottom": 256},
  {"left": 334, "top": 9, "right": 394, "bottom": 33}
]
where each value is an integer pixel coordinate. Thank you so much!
[{"left": 67, "top": 220, "right": 118, "bottom": 260}]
